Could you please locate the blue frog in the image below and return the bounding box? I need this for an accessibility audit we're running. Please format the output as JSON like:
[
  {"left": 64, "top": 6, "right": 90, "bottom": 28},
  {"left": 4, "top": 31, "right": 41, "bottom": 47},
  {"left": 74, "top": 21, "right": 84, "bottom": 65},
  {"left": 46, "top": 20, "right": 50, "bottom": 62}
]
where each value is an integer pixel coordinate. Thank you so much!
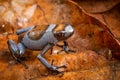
[{"left": 7, "top": 24, "right": 75, "bottom": 74}]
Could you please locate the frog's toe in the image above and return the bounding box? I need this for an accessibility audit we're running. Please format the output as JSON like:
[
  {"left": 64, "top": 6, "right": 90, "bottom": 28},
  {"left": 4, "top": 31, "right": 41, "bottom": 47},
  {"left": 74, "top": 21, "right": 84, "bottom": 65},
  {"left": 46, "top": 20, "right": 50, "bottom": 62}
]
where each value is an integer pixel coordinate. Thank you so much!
[{"left": 50, "top": 64, "right": 67, "bottom": 75}]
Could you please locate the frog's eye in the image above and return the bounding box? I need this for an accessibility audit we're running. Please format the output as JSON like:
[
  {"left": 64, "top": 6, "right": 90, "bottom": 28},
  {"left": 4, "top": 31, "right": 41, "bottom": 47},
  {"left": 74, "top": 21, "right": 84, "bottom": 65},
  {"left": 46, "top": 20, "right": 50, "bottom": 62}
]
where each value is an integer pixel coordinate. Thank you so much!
[
  {"left": 54, "top": 31, "right": 65, "bottom": 37},
  {"left": 60, "top": 31, "right": 66, "bottom": 37},
  {"left": 58, "top": 33, "right": 64, "bottom": 37}
]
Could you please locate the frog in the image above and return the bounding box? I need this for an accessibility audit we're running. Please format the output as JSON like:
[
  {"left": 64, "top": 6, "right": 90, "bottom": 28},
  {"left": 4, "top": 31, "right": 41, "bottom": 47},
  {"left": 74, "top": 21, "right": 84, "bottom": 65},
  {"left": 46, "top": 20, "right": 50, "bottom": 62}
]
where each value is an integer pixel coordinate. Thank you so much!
[{"left": 7, "top": 24, "right": 75, "bottom": 74}]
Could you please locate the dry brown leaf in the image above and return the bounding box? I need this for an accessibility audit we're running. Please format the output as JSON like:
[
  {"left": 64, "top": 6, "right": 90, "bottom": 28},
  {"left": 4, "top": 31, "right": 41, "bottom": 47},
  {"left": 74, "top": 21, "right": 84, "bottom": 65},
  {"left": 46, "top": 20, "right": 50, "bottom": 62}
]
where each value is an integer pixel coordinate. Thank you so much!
[
  {"left": 72, "top": 0, "right": 120, "bottom": 13},
  {"left": 0, "top": 0, "right": 120, "bottom": 80}
]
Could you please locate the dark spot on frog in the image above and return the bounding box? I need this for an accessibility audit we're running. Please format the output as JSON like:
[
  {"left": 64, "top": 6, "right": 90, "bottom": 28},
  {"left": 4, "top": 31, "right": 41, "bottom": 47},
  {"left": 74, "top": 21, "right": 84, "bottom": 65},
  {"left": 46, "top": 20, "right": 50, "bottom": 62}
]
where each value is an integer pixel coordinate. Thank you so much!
[{"left": 28, "top": 25, "right": 48, "bottom": 40}]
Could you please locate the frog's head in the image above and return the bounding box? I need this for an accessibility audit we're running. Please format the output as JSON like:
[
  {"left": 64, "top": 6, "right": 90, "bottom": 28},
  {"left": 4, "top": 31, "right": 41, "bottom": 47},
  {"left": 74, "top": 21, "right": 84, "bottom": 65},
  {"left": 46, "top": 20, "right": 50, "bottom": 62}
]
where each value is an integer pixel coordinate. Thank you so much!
[{"left": 53, "top": 24, "right": 74, "bottom": 41}]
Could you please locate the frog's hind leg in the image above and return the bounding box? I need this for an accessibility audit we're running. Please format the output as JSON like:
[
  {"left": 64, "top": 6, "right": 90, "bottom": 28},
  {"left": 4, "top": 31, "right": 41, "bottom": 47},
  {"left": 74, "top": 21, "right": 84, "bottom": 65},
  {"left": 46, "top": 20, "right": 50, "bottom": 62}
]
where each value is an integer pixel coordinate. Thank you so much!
[
  {"left": 7, "top": 40, "right": 28, "bottom": 69},
  {"left": 16, "top": 26, "right": 35, "bottom": 35}
]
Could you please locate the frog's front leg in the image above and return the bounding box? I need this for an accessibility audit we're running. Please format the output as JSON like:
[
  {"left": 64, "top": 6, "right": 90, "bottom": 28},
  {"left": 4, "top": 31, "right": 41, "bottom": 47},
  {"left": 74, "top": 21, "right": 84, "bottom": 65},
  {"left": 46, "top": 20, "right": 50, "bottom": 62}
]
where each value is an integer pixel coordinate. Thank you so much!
[
  {"left": 56, "top": 41, "right": 76, "bottom": 54},
  {"left": 7, "top": 40, "right": 28, "bottom": 69},
  {"left": 37, "top": 43, "right": 67, "bottom": 74}
]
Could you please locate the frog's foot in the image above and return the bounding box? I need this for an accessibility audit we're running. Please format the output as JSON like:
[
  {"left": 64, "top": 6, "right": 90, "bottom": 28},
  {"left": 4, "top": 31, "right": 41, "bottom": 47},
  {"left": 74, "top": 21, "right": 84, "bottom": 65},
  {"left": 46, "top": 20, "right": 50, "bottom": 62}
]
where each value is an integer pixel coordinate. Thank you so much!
[
  {"left": 50, "top": 60, "right": 67, "bottom": 75},
  {"left": 57, "top": 48, "right": 76, "bottom": 54},
  {"left": 56, "top": 41, "right": 76, "bottom": 54},
  {"left": 7, "top": 40, "right": 28, "bottom": 69}
]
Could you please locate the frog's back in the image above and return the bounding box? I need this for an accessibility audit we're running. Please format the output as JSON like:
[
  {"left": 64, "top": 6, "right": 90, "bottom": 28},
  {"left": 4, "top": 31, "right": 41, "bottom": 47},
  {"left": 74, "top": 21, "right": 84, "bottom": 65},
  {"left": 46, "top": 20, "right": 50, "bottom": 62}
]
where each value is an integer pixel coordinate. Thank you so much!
[
  {"left": 21, "top": 24, "right": 58, "bottom": 50},
  {"left": 27, "top": 25, "right": 48, "bottom": 40}
]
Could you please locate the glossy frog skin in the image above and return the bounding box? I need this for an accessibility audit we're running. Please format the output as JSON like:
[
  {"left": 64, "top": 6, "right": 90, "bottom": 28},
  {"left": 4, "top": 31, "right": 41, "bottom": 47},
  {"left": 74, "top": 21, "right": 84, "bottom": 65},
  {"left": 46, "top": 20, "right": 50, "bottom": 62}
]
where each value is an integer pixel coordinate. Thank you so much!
[{"left": 7, "top": 24, "right": 75, "bottom": 74}]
